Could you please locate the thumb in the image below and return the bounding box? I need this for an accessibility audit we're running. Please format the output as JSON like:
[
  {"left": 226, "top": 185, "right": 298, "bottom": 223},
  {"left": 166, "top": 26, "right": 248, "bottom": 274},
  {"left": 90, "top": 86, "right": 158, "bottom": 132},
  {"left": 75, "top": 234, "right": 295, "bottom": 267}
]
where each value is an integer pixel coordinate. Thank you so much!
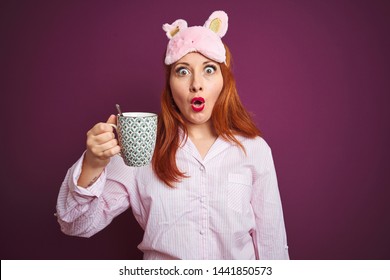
[{"left": 106, "top": 114, "right": 117, "bottom": 125}]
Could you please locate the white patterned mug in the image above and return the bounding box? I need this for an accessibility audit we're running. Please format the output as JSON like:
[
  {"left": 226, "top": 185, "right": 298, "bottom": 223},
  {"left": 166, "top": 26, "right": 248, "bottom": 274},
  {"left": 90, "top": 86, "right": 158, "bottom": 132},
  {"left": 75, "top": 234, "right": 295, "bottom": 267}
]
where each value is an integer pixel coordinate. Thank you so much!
[{"left": 110, "top": 112, "right": 158, "bottom": 167}]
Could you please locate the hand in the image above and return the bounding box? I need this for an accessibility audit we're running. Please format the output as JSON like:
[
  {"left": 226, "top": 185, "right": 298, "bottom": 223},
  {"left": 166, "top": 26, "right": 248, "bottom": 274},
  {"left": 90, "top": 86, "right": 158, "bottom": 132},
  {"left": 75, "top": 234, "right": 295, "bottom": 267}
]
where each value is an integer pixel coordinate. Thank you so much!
[{"left": 84, "top": 115, "right": 120, "bottom": 169}]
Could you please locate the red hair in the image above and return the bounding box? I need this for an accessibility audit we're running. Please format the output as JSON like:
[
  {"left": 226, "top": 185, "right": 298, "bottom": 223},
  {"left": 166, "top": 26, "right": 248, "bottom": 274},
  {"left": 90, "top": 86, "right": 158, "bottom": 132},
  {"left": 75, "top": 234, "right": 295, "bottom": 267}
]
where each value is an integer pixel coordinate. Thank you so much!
[{"left": 152, "top": 45, "right": 260, "bottom": 187}]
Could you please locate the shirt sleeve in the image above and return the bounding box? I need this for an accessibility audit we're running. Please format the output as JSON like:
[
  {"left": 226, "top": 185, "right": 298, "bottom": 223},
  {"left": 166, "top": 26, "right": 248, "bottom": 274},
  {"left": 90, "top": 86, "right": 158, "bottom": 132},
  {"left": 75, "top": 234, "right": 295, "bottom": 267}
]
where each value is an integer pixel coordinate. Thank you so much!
[
  {"left": 250, "top": 138, "right": 289, "bottom": 259},
  {"left": 56, "top": 153, "right": 133, "bottom": 238}
]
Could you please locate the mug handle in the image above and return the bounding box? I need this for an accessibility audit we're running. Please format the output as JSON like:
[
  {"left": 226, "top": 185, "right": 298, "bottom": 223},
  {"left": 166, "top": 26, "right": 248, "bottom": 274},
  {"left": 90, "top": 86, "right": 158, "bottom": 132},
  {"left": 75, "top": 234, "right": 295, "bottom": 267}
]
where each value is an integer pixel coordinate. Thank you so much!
[{"left": 107, "top": 123, "right": 117, "bottom": 130}]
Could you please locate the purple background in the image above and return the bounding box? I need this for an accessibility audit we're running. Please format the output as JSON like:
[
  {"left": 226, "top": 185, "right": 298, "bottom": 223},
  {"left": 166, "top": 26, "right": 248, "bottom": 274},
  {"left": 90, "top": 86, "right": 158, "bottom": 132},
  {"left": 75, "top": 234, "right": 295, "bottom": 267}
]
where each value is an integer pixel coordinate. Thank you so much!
[{"left": 1, "top": 0, "right": 389, "bottom": 260}]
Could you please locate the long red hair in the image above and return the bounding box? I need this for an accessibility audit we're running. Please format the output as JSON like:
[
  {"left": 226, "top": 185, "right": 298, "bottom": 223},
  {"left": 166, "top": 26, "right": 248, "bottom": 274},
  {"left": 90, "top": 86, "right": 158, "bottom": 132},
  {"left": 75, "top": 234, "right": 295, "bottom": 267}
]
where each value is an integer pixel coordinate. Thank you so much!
[{"left": 152, "top": 45, "right": 260, "bottom": 187}]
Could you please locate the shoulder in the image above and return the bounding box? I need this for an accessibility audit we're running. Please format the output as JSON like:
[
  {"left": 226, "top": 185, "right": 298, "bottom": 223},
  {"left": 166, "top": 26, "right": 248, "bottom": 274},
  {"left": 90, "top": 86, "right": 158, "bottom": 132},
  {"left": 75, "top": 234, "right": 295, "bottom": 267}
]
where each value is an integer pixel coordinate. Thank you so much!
[
  {"left": 235, "top": 136, "right": 277, "bottom": 173},
  {"left": 235, "top": 135, "right": 272, "bottom": 154}
]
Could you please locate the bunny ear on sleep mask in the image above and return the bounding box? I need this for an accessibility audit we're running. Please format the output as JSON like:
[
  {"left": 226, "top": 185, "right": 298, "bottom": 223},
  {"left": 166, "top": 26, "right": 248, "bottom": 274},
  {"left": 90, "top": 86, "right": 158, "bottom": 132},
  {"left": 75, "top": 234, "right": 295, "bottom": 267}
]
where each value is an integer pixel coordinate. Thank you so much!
[
  {"left": 203, "top": 10, "right": 228, "bottom": 38},
  {"left": 163, "top": 11, "right": 229, "bottom": 65},
  {"left": 163, "top": 19, "right": 188, "bottom": 39}
]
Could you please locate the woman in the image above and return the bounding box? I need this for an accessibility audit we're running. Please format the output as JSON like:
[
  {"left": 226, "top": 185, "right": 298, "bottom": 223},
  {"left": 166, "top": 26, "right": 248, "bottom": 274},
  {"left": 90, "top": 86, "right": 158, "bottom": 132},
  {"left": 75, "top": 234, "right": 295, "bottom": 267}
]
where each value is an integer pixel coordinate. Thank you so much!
[{"left": 56, "top": 11, "right": 289, "bottom": 260}]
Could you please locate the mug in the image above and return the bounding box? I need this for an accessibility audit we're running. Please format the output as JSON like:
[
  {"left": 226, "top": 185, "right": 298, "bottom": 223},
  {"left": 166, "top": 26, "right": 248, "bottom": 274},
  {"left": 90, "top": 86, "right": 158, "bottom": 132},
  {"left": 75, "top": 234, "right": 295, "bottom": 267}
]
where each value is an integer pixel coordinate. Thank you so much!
[{"left": 111, "top": 112, "right": 158, "bottom": 167}]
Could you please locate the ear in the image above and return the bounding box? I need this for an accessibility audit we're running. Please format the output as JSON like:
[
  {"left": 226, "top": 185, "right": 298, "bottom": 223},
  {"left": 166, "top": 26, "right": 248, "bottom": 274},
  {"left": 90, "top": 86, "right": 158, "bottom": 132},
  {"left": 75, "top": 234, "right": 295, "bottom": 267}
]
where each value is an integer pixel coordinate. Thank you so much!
[
  {"left": 163, "top": 19, "right": 188, "bottom": 39},
  {"left": 204, "top": 11, "right": 228, "bottom": 38}
]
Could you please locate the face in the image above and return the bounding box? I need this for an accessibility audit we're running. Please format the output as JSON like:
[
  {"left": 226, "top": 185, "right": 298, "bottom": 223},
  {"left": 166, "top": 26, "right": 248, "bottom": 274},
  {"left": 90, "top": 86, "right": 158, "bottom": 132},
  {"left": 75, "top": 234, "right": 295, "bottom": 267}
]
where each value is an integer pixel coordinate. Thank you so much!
[{"left": 170, "top": 52, "right": 224, "bottom": 126}]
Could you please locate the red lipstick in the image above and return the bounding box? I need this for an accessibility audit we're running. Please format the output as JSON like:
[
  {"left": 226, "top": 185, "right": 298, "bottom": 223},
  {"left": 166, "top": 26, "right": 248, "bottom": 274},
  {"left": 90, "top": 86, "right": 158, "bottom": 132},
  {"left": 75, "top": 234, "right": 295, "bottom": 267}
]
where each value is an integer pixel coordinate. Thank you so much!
[{"left": 191, "top": 97, "right": 205, "bottom": 112}]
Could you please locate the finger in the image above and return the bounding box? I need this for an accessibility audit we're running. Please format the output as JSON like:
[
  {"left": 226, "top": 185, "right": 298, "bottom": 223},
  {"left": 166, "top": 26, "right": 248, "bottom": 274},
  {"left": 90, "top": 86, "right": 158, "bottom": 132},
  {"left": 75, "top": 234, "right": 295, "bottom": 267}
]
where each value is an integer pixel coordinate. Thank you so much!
[
  {"left": 106, "top": 114, "right": 117, "bottom": 125},
  {"left": 87, "top": 115, "right": 117, "bottom": 137},
  {"left": 93, "top": 141, "right": 120, "bottom": 159},
  {"left": 102, "top": 144, "right": 121, "bottom": 158},
  {"left": 89, "top": 122, "right": 115, "bottom": 136},
  {"left": 90, "top": 139, "right": 119, "bottom": 159},
  {"left": 98, "top": 138, "right": 119, "bottom": 153},
  {"left": 94, "top": 131, "right": 116, "bottom": 144},
  {"left": 87, "top": 135, "right": 115, "bottom": 155}
]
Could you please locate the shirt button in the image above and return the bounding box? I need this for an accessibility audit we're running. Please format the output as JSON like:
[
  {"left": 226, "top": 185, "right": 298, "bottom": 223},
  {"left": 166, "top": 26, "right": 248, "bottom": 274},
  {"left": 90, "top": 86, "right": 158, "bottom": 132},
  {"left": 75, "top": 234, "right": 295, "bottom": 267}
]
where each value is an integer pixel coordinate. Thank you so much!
[
  {"left": 199, "top": 166, "right": 205, "bottom": 171},
  {"left": 200, "top": 197, "right": 206, "bottom": 203},
  {"left": 200, "top": 230, "right": 206, "bottom": 235}
]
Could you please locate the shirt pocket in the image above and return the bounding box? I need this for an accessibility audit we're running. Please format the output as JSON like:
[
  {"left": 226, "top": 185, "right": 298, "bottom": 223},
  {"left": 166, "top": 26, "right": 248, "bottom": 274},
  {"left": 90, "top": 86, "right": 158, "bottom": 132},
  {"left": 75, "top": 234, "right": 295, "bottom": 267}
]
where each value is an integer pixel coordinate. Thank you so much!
[{"left": 227, "top": 173, "right": 252, "bottom": 213}]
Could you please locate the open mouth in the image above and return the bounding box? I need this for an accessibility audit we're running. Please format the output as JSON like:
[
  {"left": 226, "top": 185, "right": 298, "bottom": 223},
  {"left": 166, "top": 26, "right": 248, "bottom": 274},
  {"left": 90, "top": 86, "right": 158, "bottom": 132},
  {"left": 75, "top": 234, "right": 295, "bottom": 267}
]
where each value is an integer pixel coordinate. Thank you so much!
[{"left": 191, "top": 97, "right": 205, "bottom": 112}]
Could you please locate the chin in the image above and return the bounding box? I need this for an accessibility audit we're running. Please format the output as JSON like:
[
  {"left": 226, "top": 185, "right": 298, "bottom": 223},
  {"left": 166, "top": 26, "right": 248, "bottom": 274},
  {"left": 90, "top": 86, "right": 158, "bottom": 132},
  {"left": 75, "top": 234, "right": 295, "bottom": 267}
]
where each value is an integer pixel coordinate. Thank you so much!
[{"left": 187, "top": 115, "right": 212, "bottom": 125}]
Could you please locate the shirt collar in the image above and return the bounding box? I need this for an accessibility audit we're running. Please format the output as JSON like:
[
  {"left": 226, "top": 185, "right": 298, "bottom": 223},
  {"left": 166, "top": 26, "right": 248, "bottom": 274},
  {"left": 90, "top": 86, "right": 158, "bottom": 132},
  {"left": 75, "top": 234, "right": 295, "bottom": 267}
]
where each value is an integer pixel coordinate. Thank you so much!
[{"left": 179, "top": 128, "right": 233, "bottom": 164}]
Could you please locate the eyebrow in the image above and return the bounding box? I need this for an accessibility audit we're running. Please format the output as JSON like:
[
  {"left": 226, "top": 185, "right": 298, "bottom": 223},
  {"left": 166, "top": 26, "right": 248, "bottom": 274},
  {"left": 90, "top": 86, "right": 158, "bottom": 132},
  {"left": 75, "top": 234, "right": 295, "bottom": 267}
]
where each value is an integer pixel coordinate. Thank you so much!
[
  {"left": 174, "top": 60, "right": 216, "bottom": 67},
  {"left": 174, "top": 62, "right": 190, "bottom": 67}
]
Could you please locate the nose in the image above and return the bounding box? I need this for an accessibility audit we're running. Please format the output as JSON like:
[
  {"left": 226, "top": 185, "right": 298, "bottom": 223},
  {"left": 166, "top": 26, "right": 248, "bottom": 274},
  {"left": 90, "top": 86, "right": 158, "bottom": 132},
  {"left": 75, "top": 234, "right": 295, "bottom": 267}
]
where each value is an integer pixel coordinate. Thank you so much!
[{"left": 189, "top": 73, "right": 203, "bottom": 93}]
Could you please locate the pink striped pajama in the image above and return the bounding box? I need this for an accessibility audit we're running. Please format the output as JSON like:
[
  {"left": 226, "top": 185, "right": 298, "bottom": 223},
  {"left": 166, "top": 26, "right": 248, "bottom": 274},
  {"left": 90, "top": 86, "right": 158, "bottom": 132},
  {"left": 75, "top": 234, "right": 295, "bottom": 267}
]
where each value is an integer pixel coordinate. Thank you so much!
[{"left": 56, "top": 135, "right": 289, "bottom": 259}]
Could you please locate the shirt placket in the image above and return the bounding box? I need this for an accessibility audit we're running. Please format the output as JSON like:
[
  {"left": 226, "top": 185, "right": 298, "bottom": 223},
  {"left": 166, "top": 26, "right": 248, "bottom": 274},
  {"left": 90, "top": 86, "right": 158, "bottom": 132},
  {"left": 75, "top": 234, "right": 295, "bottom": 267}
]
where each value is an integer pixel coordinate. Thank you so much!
[{"left": 199, "top": 162, "right": 208, "bottom": 259}]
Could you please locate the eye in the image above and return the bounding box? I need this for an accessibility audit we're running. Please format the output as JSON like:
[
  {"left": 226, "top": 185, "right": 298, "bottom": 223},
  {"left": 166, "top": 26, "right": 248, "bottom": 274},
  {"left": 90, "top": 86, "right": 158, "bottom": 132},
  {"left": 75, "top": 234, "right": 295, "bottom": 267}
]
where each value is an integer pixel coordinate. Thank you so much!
[
  {"left": 204, "top": 65, "right": 217, "bottom": 74},
  {"left": 175, "top": 67, "right": 190, "bottom": 76}
]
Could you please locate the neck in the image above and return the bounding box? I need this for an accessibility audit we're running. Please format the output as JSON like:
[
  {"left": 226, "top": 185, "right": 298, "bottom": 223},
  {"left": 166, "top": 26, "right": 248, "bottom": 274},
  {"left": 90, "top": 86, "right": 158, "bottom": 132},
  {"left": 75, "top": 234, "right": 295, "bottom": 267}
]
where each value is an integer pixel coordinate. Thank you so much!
[{"left": 186, "top": 120, "right": 217, "bottom": 141}]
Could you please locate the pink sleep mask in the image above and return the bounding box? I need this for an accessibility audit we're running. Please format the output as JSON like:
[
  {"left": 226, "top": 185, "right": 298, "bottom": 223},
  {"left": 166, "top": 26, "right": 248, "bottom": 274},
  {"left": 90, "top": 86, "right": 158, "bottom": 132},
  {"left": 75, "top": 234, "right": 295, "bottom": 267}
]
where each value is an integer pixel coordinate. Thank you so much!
[{"left": 163, "top": 11, "right": 228, "bottom": 65}]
